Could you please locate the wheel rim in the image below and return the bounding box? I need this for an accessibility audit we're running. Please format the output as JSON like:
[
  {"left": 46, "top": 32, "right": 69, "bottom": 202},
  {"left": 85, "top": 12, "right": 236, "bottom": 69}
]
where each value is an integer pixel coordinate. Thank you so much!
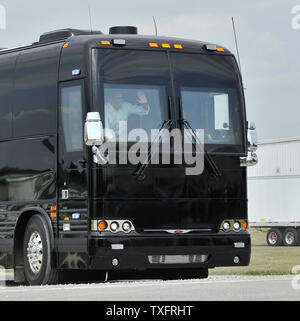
[
  {"left": 27, "top": 231, "right": 43, "bottom": 274},
  {"left": 268, "top": 232, "right": 277, "bottom": 245},
  {"left": 285, "top": 232, "right": 295, "bottom": 245}
]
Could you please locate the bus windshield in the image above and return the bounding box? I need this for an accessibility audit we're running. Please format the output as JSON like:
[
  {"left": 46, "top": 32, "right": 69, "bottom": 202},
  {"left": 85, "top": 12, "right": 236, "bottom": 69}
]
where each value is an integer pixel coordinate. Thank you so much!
[{"left": 92, "top": 49, "right": 245, "bottom": 151}]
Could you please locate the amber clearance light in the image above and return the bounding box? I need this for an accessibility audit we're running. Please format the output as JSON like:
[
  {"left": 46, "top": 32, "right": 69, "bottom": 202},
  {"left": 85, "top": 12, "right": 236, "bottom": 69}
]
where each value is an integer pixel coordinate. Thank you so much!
[{"left": 98, "top": 220, "right": 108, "bottom": 230}]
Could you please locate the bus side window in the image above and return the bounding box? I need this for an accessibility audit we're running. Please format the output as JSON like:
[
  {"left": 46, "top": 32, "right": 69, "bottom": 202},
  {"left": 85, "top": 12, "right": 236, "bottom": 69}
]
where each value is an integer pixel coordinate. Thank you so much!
[
  {"left": 60, "top": 82, "right": 84, "bottom": 153},
  {"left": 0, "top": 53, "right": 17, "bottom": 140}
]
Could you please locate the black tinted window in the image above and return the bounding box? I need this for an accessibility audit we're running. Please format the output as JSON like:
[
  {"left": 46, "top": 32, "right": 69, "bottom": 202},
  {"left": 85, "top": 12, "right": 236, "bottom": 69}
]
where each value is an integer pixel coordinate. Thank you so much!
[
  {"left": 13, "top": 44, "right": 60, "bottom": 137},
  {"left": 0, "top": 52, "right": 18, "bottom": 140},
  {"left": 60, "top": 81, "right": 84, "bottom": 152}
]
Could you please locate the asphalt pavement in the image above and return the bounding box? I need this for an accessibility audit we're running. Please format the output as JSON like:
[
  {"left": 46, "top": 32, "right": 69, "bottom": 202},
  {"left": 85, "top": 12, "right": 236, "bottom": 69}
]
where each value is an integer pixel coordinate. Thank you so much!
[{"left": 0, "top": 274, "right": 299, "bottom": 301}]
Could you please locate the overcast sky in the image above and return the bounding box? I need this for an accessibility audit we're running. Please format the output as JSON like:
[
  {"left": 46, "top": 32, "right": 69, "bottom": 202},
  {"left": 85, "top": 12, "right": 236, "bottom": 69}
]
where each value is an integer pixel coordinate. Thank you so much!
[{"left": 0, "top": 0, "right": 299, "bottom": 140}]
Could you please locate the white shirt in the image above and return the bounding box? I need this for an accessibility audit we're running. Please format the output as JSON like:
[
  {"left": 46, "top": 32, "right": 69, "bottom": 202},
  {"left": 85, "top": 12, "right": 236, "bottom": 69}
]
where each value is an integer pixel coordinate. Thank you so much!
[{"left": 105, "top": 101, "right": 150, "bottom": 137}]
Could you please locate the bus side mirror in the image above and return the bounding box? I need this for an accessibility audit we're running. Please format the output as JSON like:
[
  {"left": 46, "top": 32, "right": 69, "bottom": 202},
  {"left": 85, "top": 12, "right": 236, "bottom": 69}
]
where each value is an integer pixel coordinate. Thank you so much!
[
  {"left": 247, "top": 121, "right": 258, "bottom": 152},
  {"left": 240, "top": 121, "right": 258, "bottom": 167},
  {"left": 84, "top": 112, "right": 104, "bottom": 146}
]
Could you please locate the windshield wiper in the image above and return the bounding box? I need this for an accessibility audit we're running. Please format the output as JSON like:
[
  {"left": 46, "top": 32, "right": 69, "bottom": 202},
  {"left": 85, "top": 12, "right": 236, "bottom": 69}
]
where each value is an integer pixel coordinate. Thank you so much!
[
  {"left": 177, "top": 95, "right": 221, "bottom": 178},
  {"left": 180, "top": 119, "right": 222, "bottom": 178},
  {"left": 132, "top": 119, "right": 174, "bottom": 180},
  {"left": 133, "top": 96, "right": 174, "bottom": 180}
]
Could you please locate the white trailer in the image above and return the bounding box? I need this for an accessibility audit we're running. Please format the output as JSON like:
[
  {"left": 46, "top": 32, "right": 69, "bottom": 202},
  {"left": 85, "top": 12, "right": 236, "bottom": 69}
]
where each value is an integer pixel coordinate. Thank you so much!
[{"left": 247, "top": 137, "right": 300, "bottom": 246}]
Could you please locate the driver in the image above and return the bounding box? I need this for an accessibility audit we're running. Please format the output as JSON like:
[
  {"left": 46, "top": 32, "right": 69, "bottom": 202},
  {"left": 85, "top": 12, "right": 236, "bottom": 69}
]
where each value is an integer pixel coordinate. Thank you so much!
[{"left": 105, "top": 90, "right": 150, "bottom": 137}]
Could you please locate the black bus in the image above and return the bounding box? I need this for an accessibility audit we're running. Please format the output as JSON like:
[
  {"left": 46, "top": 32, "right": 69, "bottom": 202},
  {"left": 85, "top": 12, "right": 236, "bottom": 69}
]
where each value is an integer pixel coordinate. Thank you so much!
[{"left": 0, "top": 26, "right": 258, "bottom": 285}]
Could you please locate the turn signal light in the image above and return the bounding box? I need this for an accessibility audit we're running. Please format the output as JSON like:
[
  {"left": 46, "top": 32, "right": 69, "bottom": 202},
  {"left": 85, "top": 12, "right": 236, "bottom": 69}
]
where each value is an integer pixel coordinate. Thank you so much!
[
  {"left": 50, "top": 205, "right": 57, "bottom": 218},
  {"left": 98, "top": 220, "right": 108, "bottom": 230}
]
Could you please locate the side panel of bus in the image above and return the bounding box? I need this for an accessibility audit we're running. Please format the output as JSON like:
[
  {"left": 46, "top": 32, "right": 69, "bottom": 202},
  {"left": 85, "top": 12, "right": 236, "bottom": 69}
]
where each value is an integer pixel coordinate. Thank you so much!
[{"left": 0, "top": 44, "right": 61, "bottom": 270}]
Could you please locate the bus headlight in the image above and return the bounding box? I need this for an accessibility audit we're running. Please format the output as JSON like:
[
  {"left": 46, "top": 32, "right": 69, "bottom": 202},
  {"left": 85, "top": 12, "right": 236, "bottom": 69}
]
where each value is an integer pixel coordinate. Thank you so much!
[
  {"left": 220, "top": 219, "right": 248, "bottom": 232},
  {"left": 93, "top": 219, "right": 135, "bottom": 233},
  {"left": 122, "top": 221, "right": 132, "bottom": 232},
  {"left": 223, "top": 221, "right": 231, "bottom": 231},
  {"left": 233, "top": 221, "right": 241, "bottom": 231},
  {"left": 110, "top": 221, "right": 119, "bottom": 232}
]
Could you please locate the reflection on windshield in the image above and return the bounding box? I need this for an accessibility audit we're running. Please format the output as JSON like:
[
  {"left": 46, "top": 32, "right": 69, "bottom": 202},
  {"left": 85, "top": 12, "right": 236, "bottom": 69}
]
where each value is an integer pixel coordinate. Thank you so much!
[
  {"left": 104, "top": 84, "right": 167, "bottom": 141},
  {"left": 181, "top": 88, "right": 242, "bottom": 145}
]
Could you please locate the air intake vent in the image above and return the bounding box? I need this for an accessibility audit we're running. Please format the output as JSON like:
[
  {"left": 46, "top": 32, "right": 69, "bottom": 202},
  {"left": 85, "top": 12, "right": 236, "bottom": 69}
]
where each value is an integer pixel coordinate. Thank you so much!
[
  {"left": 39, "top": 28, "right": 103, "bottom": 43},
  {"left": 109, "top": 26, "right": 138, "bottom": 35}
]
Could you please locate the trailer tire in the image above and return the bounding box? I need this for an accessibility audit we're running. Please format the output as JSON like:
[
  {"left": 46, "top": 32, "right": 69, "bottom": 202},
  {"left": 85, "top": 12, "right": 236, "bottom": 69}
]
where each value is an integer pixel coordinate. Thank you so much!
[
  {"left": 266, "top": 228, "right": 283, "bottom": 246},
  {"left": 23, "top": 214, "right": 58, "bottom": 285},
  {"left": 283, "top": 228, "right": 299, "bottom": 246}
]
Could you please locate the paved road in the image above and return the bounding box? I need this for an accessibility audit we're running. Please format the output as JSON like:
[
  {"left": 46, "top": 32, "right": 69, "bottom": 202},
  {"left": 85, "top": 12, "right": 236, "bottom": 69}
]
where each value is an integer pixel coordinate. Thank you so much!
[{"left": 0, "top": 274, "right": 299, "bottom": 301}]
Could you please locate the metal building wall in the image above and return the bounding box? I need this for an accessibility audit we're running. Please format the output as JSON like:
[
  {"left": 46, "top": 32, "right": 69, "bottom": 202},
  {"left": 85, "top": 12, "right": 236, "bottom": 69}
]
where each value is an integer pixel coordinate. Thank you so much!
[
  {"left": 247, "top": 137, "right": 300, "bottom": 226},
  {"left": 248, "top": 137, "right": 300, "bottom": 178}
]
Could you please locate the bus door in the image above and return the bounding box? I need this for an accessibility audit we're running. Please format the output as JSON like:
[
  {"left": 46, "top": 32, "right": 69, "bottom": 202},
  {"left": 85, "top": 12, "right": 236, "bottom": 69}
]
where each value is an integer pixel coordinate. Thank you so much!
[{"left": 57, "top": 79, "right": 89, "bottom": 267}]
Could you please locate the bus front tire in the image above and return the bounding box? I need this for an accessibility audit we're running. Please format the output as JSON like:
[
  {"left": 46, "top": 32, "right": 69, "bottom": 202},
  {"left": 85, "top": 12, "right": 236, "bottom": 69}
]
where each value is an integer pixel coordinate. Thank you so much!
[{"left": 23, "top": 214, "right": 58, "bottom": 285}]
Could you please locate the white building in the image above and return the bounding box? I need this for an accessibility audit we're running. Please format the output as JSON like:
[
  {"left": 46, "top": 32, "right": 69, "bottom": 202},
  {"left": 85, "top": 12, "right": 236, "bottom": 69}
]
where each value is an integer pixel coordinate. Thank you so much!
[{"left": 247, "top": 137, "right": 300, "bottom": 246}]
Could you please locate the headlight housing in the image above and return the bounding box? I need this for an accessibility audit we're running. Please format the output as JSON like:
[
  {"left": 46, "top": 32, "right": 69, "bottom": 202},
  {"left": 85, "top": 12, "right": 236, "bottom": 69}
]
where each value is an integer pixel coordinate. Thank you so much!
[
  {"left": 220, "top": 220, "right": 248, "bottom": 232},
  {"left": 91, "top": 219, "right": 135, "bottom": 233}
]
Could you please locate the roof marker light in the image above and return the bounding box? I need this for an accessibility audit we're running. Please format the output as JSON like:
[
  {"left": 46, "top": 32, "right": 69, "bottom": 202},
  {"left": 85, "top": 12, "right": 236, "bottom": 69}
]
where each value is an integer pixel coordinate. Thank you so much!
[
  {"left": 216, "top": 47, "right": 225, "bottom": 52},
  {"left": 149, "top": 42, "right": 159, "bottom": 48},
  {"left": 174, "top": 44, "right": 183, "bottom": 49},
  {"left": 101, "top": 40, "right": 111, "bottom": 45},
  {"left": 162, "top": 43, "right": 171, "bottom": 48}
]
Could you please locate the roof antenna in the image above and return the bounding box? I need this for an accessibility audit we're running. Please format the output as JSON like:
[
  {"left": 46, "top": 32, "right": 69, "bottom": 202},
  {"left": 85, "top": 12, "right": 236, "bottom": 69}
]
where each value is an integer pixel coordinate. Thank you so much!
[
  {"left": 88, "top": 5, "right": 93, "bottom": 33},
  {"left": 231, "top": 17, "right": 242, "bottom": 75},
  {"left": 152, "top": 16, "right": 158, "bottom": 36}
]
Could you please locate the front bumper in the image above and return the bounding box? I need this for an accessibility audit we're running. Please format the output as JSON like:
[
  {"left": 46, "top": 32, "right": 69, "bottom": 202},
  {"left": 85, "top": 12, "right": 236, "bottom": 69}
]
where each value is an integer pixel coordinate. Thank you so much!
[{"left": 88, "top": 231, "right": 251, "bottom": 271}]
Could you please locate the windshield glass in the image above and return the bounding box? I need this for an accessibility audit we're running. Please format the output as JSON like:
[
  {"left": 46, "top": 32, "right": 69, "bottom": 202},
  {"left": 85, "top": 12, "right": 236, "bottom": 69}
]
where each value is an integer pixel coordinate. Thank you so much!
[
  {"left": 92, "top": 49, "right": 171, "bottom": 142},
  {"left": 104, "top": 83, "right": 167, "bottom": 142},
  {"left": 171, "top": 52, "right": 245, "bottom": 153},
  {"left": 92, "top": 49, "right": 245, "bottom": 152},
  {"left": 181, "top": 87, "right": 241, "bottom": 145}
]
